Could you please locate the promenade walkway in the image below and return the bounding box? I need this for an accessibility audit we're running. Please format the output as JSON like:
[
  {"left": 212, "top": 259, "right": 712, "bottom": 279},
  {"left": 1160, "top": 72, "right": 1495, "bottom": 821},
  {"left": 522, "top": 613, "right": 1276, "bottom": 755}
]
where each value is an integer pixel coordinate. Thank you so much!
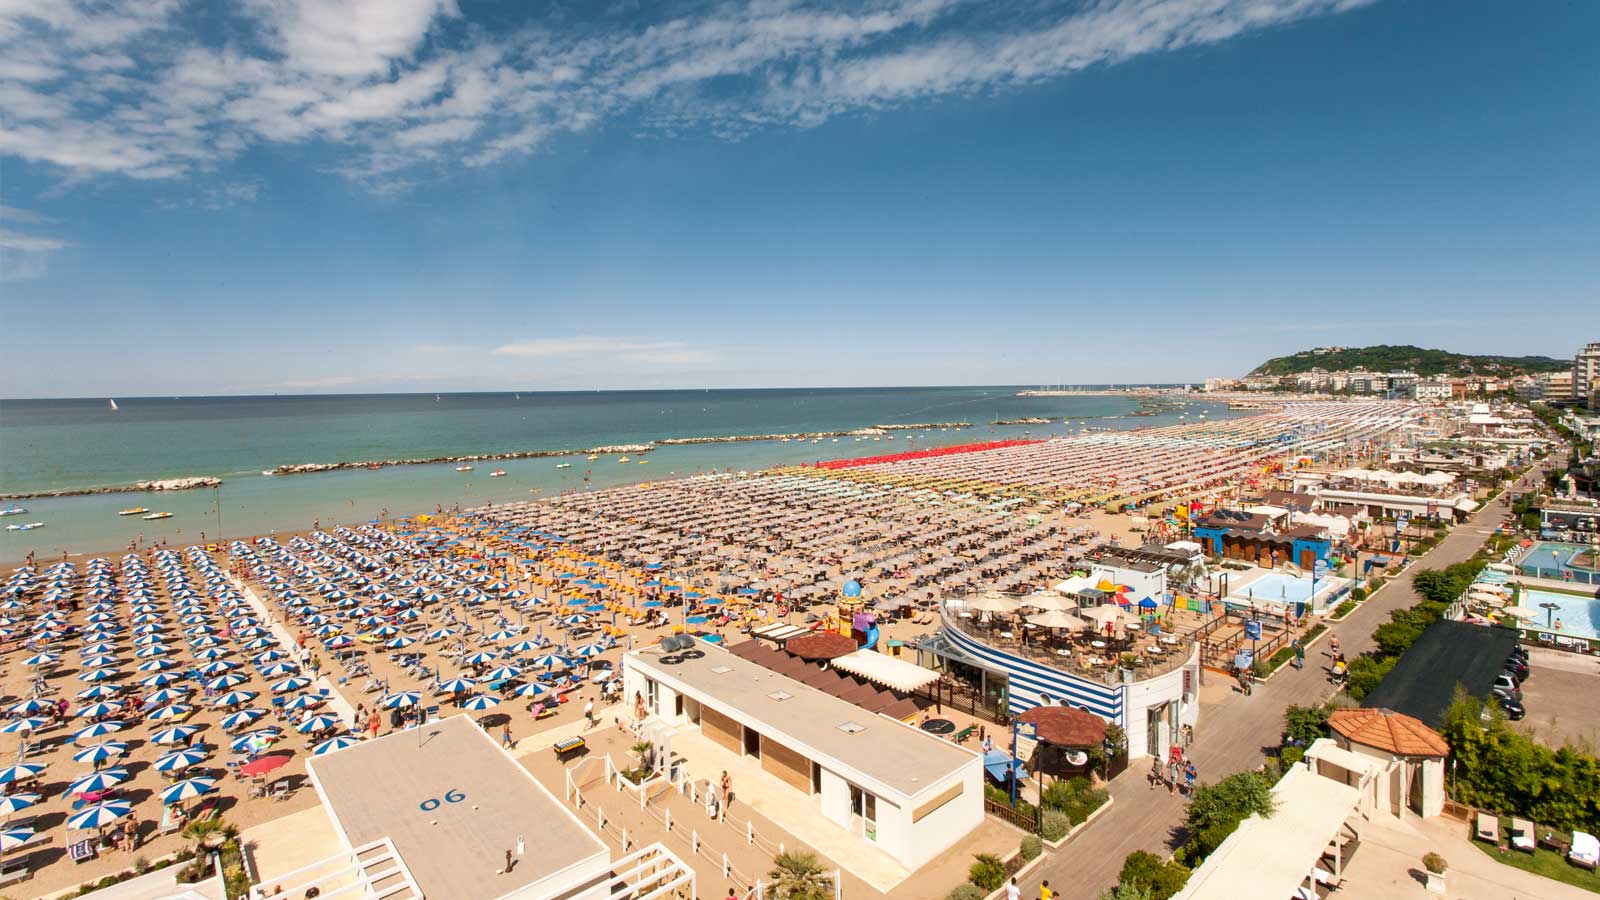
[{"left": 1023, "top": 468, "right": 1541, "bottom": 899}]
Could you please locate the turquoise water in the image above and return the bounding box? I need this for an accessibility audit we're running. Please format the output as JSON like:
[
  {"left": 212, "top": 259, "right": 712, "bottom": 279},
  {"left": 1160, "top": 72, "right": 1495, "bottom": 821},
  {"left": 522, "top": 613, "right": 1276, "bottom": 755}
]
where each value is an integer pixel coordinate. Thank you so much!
[
  {"left": 1520, "top": 541, "right": 1600, "bottom": 585},
  {"left": 1237, "top": 572, "right": 1317, "bottom": 605},
  {"left": 0, "top": 388, "right": 1237, "bottom": 561},
  {"left": 1521, "top": 588, "right": 1600, "bottom": 639}
]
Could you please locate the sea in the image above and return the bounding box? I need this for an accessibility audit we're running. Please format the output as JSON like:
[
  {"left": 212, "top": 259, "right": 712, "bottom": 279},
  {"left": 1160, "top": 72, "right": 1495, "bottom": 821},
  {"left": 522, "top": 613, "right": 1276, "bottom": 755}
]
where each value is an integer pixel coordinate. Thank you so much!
[{"left": 0, "top": 387, "right": 1240, "bottom": 561}]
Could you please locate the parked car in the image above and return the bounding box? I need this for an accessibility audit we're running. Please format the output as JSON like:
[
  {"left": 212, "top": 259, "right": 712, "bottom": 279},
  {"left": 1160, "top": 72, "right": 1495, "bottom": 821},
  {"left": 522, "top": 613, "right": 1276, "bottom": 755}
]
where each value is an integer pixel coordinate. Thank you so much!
[
  {"left": 1493, "top": 672, "right": 1522, "bottom": 700},
  {"left": 1505, "top": 657, "right": 1529, "bottom": 680},
  {"left": 1493, "top": 693, "right": 1527, "bottom": 720}
]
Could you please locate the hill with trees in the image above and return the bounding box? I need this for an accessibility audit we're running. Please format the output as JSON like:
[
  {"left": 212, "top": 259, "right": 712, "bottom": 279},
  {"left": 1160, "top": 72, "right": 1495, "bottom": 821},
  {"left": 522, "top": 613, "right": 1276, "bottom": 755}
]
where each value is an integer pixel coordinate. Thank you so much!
[{"left": 1249, "top": 345, "right": 1568, "bottom": 377}]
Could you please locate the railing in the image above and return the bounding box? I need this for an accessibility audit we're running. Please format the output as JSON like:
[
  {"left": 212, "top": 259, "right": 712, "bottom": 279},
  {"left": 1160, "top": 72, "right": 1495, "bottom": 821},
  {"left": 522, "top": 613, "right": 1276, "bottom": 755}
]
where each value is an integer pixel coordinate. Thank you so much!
[
  {"left": 941, "top": 595, "right": 1197, "bottom": 685},
  {"left": 249, "top": 837, "right": 422, "bottom": 900},
  {"left": 984, "top": 797, "right": 1041, "bottom": 834}
]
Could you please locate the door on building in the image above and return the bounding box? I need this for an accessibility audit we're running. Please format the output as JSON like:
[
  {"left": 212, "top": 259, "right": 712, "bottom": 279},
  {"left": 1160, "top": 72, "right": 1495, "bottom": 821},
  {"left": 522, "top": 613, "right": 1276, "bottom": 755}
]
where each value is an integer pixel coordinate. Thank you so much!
[
  {"left": 849, "top": 785, "right": 877, "bottom": 841},
  {"left": 1147, "top": 705, "right": 1164, "bottom": 758},
  {"left": 743, "top": 725, "right": 761, "bottom": 759}
]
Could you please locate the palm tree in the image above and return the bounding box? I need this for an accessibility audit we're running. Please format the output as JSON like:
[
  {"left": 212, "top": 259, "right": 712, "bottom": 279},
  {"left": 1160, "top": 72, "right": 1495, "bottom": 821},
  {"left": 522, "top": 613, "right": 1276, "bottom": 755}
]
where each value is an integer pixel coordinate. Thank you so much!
[{"left": 767, "top": 851, "right": 833, "bottom": 900}]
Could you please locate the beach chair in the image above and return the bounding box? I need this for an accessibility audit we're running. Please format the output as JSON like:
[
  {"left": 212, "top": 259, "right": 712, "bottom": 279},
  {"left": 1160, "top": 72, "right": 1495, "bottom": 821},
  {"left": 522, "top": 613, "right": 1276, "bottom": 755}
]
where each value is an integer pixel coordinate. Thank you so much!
[
  {"left": 272, "top": 780, "right": 293, "bottom": 801},
  {"left": 1474, "top": 812, "right": 1499, "bottom": 843},
  {"left": 68, "top": 840, "right": 96, "bottom": 864}
]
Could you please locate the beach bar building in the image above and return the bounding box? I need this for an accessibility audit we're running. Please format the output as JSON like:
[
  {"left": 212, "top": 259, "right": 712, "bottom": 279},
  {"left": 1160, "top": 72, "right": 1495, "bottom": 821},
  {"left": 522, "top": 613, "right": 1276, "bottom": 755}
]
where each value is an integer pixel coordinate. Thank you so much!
[
  {"left": 623, "top": 639, "right": 984, "bottom": 871},
  {"left": 261, "top": 715, "right": 693, "bottom": 900}
]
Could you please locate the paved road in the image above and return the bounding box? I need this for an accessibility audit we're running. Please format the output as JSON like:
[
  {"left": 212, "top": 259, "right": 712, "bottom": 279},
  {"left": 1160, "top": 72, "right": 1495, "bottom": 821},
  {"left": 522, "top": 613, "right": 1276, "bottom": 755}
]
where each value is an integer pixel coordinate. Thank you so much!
[{"left": 1024, "top": 466, "right": 1546, "bottom": 900}]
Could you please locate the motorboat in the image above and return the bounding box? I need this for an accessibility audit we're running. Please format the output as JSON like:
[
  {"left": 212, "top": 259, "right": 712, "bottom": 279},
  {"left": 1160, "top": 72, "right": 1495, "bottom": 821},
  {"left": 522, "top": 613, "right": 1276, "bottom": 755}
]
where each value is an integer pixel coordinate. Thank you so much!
[
  {"left": 0, "top": 505, "right": 26, "bottom": 517},
  {"left": 618, "top": 456, "right": 630, "bottom": 463},
  {"left": 555, "top": 463, "right": 572, "bottom": 469},
  {"left": 142, "top": 512, "right": 172, "bottom": 520},
  {"left": 455, "top": 465, "right": 474, "bottom": 472},
  {"left": 587, "top": 454, "right": 598, "bottom": 461},
  {"left": 5, "top": 522, "right": 43, "bottom": 531},
  {"left": 490, "top": 469, "right": 506, "bottom": 477},
  {"left": 117, "top": 507, "right": 150, "bottom": 516},
  {"left": 637, "top": 459, "right": 649, "bottom": 464}
]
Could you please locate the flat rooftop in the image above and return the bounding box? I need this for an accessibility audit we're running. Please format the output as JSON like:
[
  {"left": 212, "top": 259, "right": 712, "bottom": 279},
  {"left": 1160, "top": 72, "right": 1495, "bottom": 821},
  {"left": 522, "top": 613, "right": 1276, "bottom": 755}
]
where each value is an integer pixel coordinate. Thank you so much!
[
  {"left": 1361, "top": 620, "right": 1519, "bottom": 728},
  {"left": 629, "top": 641, "right": 977, "bottom": 799},
  {"left": 307, "top": 715, "right": 608, "bottom": 900}
]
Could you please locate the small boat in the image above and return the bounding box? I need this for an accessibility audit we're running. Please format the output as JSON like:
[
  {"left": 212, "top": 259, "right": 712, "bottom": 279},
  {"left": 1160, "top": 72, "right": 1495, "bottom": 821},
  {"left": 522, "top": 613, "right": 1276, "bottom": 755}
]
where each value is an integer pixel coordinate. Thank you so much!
[
  {"left": 109, "top": 399, "right": 118, "bottom": 411},
  {"left": 365, "top": 463, "right": 382, "bottom": 471},
  {"left": 261, "top": 470, "right": 274, "bottom": 476},
  {"left": 0, "top": 505, "right": 26, "bottom": 517},
  {"left": 637, "top": 459, "right": 649, "bottom": 465},
  {"left": 5, "top": 522, "right": 43, "bottom": 531},
  {"left": 455, "top": 465, "right": 474, "bottom": 472},
  {"left": 117, "top": 507, "right": 150, "bottom": 516},
  {"left": 587, "top": 454, "right": 598, "bottom": 461},
  {"left": 555, "top": 463, "right": 572, "bottom": 469},
  {"left": 490, "top": 469, "right": 506, "bottom": 477},
  {"left": 618, "top": 456, "right": 630, "bottom": 463},
  {"left": 142, "top": 512, "right": 172, "bottom": 521}
]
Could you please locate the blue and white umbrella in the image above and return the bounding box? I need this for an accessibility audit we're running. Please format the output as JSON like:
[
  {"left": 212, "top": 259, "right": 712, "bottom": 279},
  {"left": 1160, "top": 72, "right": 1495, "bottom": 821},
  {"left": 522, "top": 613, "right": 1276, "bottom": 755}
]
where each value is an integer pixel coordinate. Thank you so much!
[
  {"left": 230, "top": 728, "right": 282, "bottom": 752},
  {"left": 0, "top": 826, "right": 35, "bottom": 852},
  {"left": 212, "top": 690, "right": 257, "bottom": 708},
  {"left": 571, "top": 643, "right": 604, "bottom": 658},
  {"left": 460, "top": 694, "right": 500, "bottom": 711},
  {"left": 67, "top": 768, "right": 128, "bottom": 794},
  {"left": 271, "top": 676, "right": 312, "bottom": 694},
  {"left": 379, "top": 691, "right": 420, "bottom": 709},
  {"left": 140, "top": 672, "right": 180, "bottom": 687},
  {"left": 297, "top": 713, "right": 341, "bottom": 733},
  {"left": 436, "top": 677, "right": 475, "bottom": 694},
  {"left": 512, "top": 682, "right": 548, "bottom": 698},
  {"left": 220, "top": 708, "right": 266, "bottom": 730},
  {"left": 147, "top": 703, "right": 193, "bottom": 721},
  {"left": 383, "top": 636, "right": 416, "bottom": 649},
  {"left": 505, "top": 640, "right": 539, "bottom": 655},
  {"left": 206, "top": 673, "right": 248, "bottom": 691},
  {"left": 7, "top": 698, "right": 54, "bottom": 717},
  {"left": 283, "top": 694, "right": 322, "bottom": 712},
  {"left": 0, "top": 718, "right": 47, "bottom": 734},
  {"left": 528, "top": 654, "right": 565, "bottom": 668},
  {"left": 159, "top": 777, "right": 217, "bottom": 806},
  {"left": 73, "top": 742, "right": 129, "bottom": 765},
  {"left": 144, "top": 687, "right": 188, "bottom": 706},
  {"left": 76, "top": 701, "right": 122, "bottom": 719},
  {"left": 75, "top": 684, "right": 122, "bottom": 701},
  {"left": 483, "top": 665, "right": 523, "bottom": 682},
  {"left": 21, "top": 653, "right": 58, "bottom": 667},
  {"left": 257, "top": 662, "right": 297, "bottom": 678},
  {"left": 72, "top": 721, "right": 124, "bottom": 742},
  {"left": 313, "top": 735, "right": 361, "bottom": 755},
  {"left": 67, "top": 800, "right": 133, "bottom": 830},
  {"left": 152, "top": 748, "right": 207, "bottom": 773},
  {"left": 0, "top": 763, "right": 46, "bottom": 786},
  {"left": 150, "top": 724, "right": 199, "bottom": 745},
  {"left": 462, "top": 651, "right": 497, "bottom": 667},
  {"left": 0, "top": 794, "right": 40, "bottom": 816}
]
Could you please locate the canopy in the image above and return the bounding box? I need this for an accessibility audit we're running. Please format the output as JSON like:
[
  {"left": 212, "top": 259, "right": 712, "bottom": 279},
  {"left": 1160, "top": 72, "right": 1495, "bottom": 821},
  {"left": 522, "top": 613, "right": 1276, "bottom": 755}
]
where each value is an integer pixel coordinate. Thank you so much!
[
  {"left": 1018, "top": 705, "right": 1108, "bottom": 747},
  {"left": 1026, "top": 609, "right": 1088, "bottom": 629},
  {"left": 982, "top": 750, "right": 1027, "bottom": 782},
  {"left": 785, "top": 633, "right": 859, "bottom": 661},
  {"left": 828, "top": 650, "right": 939, "bottom": 693}
]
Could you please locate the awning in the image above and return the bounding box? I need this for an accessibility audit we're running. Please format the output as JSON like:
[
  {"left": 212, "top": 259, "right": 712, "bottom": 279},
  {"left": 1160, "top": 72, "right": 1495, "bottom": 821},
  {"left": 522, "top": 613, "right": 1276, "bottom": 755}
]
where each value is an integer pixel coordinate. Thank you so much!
[
  {"left": 751, "top": 623, "right": 811, "bottom": 644},
  {"left": 829, "top": 650, "right": 940, "bottom": 693}
]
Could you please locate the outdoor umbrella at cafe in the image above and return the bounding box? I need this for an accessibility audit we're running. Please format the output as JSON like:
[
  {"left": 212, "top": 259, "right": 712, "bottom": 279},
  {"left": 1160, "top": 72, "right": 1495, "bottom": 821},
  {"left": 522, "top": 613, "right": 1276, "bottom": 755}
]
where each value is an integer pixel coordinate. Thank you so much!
[{"left": 1026, "top": 609, "right": 1089, "bottom": 630}]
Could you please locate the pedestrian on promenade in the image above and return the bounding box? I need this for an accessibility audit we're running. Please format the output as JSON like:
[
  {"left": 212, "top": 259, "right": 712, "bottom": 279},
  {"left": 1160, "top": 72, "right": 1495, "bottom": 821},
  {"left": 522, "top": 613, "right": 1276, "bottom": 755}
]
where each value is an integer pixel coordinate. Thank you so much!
[
  {"left": 1149, "top": 757, "right": 1164, "bottom": 790},
  {"left": 1292, "top": 638, "right": 1305, "bottom": 670},
  {"left": 1184, "top": 760, "right": 1197, "bottom": 795}
]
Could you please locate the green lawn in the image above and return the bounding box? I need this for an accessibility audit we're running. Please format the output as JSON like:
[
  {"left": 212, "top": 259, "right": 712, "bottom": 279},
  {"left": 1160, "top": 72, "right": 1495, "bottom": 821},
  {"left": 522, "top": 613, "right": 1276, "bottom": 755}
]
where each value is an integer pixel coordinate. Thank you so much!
[{"left": 1473, "top": 840, "right": 1600, "bottom": 893}]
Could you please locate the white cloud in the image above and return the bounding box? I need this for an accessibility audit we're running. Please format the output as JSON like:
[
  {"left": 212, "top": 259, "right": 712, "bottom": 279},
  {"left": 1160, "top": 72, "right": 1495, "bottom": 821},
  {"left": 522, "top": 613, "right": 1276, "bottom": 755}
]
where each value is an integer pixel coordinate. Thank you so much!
[
  {"left": 0, "top": 0, "right": 1379, "bottom": 193},
  {"left": 493, "top": 336, "right": 713, "bottom": 365}
]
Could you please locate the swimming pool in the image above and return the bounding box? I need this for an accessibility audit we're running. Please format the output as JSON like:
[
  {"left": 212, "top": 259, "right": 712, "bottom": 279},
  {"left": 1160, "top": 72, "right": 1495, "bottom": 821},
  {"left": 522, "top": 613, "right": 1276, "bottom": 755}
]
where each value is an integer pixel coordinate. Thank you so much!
[
  {"left": 1229, "top": 571, "right": 1342, "bottom": 613},
  {"left": 1519, "top": 542, "right": 1600, "bottom": 586},
  {"left": 1521, "top": 588, "right": 1600, "bottom": 640}
]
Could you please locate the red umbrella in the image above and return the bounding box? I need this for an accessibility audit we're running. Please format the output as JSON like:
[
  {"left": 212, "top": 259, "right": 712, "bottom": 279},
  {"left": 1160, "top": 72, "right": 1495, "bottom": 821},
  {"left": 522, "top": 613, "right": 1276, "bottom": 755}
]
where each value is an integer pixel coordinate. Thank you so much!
[{"left": 240, "top": 753, "right": 292, "bottom": 777}]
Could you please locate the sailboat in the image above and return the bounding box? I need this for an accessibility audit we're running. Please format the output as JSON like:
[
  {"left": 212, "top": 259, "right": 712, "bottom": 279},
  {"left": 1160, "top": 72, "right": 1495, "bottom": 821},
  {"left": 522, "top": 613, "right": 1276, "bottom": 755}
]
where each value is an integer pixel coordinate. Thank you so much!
[
  {"left": 514, "top": 393, "right": 520, "bottom": 400},
  {"left": 435, "top": 394, "right": 441, "bottom": 402},
  {"left": 109, "top": 399, "right": 118, "bottom": 411}
]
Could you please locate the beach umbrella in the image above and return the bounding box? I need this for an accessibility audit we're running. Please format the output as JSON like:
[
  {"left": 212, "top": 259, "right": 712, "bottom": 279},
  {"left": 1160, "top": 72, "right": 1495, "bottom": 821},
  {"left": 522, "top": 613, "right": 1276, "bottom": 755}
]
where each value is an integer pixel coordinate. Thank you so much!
[
  {"left": 144, "top": 688, "right": 188, "bottom": 706},
  {"left": 153, "top": 748, "right": 207, "bottom": 773},
  {"left": 313, "top": 735, "right": 360, "bottom": 755},
  {"left": 257, "top": 662, "right": 297, "bottom": 678},
  {"left": 78, "top": 668, "right": 118, "bottom": 683},
  {"left": 0, "top": 764, "right": 44, "bottom": 786},
  {"left": 483, "top": 665, "right": 522, "bottom": 681},
  {"left": 283, "top": 694, "right": 323, "bottom": 712},
  {"left": 76, "top": 701, "right": 122, "bottom": 719},
  {"left": 240, "top": 753, "right": 291, "bottom": 777},
  {"left": 72, "top": 721, "right": 124, "bottom": 742},
  {"left": 571, "top": 643, "right": 604, "bottom": 658},
  {"left": 512, "top": 682, "right": 548, "bottom": 698},
  {"left": 151, "top": 724, "right": 200, "bottom": 745},
  {"left": 460, "top": 694, "right": 500, "bottom": 711},
  {"left": 73, "top": 742, "right": 128, "bottom": 766},
  {"left": 426, "top": 627, "right": 456, "bottom": 640},
  {"left": 0, "top": 718, "right": 47, "bottom": 735},
  {"left": 6, "top": 699, "right": 53, "bottom": 718},
  {"left": 21, "top": 653, "right": 58, "bottom": 667},
  {"left": 220, "top": 708, "right": 266, "bottom": 730},
  {"left": 436, "top": 677, "right": 475, "bottom": 694},
  {"left": 383, "top": 636, "right": 416, "bottom": 649},
  {"left": 206, "top": 673, "right": 248, "bottom": 691},
  {"left": 212, "top": 690, "right": 257, "bottom": 708},
  {"left": 505, "top": 640, "right": 538, "bottom": 655},
  {"left": 147, "top": 703, "right": 193, "bottom": 721},
  {"left": 67, "top": 768, "right": 127, "bottom": 794},
  {"left": 0, "top": 794, "right": 40, "bottom": 817},
  {"left": 140, "top": 672, "right": 180, "bottom": 687},
  {"left": 559, "top": 614, "right": 587, "bottom": 626},
  {"left": 323, "top": 635, "right": 354, "bottom": 650},
  {"left": 75, "top": 684, "right": 123, "bottom": 701},
  {"left": 297, "top": 713, "right": 341, "bottom": 733},
  {"left": 230, "top": 728, "right": 282, "bottom": 752},
  {"left": 271, "top": 676, "right": 312, "bottom": 694},
  {"left": 138, "top": 659, "right": 176, "bottom": 672},
  {"left": 462, "top": 652, "right": 497, "bottom": 667},
  {"left": 68, "top": 801, "right": 132, "bottom": 830},
  {"left": 379, "top": 691, "right": 420, "bottom": 709},
  {"left": 159, "top": 777, "right": 217, "bottom": 806}
]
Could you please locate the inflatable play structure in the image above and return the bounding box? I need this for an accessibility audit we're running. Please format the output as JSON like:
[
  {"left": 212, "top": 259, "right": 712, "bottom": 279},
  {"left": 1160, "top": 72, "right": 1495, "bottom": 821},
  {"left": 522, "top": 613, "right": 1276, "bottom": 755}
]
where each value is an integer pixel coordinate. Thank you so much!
[{"left": 835, "top": 579, "right": 880, "bottom": 650}]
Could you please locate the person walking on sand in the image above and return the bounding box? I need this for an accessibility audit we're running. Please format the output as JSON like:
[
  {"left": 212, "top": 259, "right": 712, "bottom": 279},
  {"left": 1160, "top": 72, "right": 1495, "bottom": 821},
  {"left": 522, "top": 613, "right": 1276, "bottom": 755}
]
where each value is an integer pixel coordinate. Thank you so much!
[{"left": 582, "top": 698, "right": 595, "bottom": 730}]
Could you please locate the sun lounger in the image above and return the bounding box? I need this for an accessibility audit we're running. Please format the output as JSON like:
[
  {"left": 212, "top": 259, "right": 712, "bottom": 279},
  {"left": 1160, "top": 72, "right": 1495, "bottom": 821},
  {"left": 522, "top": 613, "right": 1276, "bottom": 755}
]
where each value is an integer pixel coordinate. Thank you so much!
[
  {"left": 1571, "top": 832, "right": 1600, "bottom": 870},
  {"left": 1510, "top": 818, "right": 1535, "bottom": 852},
  {"left": 1474, "top": 812, "right": 1499, "bottom": 843},
  {"left": 68, "top": 840, "right": 96, "bottom": 864}
]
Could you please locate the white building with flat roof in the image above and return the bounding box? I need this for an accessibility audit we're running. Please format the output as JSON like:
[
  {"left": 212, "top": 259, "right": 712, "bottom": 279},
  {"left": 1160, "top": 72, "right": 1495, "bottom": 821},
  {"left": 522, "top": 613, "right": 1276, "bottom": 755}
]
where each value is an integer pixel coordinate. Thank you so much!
[{"left": 623, "top": 639, "right": 984, "bottom": 872}]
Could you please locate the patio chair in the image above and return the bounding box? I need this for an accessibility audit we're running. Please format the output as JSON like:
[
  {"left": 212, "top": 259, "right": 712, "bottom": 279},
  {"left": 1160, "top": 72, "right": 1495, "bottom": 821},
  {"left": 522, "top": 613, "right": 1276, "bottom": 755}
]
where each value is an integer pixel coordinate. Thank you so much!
[
  {"left": 68, "top": 840, "right": 96, "bottom": 864},
  {"left": 1474, "top": 812, "right": 1499, "bottom": 843},
  {"left": 272, "top": 780, "right": 293, "bottom": 801}
]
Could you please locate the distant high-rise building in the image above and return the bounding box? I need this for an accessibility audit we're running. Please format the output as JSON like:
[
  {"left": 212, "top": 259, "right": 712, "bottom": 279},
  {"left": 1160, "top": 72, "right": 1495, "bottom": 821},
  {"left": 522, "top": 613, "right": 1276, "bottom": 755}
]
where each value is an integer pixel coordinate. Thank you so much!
[{"left": 1575, "top": 341, "right": 1600, "bottom": 408}]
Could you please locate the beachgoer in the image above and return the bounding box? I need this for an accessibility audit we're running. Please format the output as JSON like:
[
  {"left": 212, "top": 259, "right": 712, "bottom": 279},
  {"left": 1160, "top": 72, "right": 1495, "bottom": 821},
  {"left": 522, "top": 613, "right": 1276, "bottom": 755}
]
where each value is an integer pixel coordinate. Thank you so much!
[
  {"left": 583, "top": 698, "right": 595, "bottom": 730},
  {"left": 1006, "top": 877, "right": 1021, "bottom": 900},
  {"left": 1039, "top": 879, "right": 1053, "bottom": 900},
  {"left": 720, "top": 770, "right": 732, "bottom": 820}
]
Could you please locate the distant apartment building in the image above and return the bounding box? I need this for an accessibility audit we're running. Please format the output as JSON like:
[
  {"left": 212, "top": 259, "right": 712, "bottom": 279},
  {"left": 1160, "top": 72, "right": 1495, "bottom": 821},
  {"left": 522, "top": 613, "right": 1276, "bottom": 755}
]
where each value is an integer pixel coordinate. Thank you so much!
[
  {"left": 1540, "top": 370, "right": 1576, "bottom": 404},
  {"left": 1412, "top": 380, "right": 1452, "bottom": 401},
  {"left": 1576, "top": 341, "right": 1600, "bottom": 408}
]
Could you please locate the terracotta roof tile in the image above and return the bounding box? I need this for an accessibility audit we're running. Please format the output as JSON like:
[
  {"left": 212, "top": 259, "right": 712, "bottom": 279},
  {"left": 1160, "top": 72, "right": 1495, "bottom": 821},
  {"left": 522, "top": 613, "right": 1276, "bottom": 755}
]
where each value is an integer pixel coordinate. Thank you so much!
[{"left": 1328, "top": 708, "right": 1449, "bottom": 757}]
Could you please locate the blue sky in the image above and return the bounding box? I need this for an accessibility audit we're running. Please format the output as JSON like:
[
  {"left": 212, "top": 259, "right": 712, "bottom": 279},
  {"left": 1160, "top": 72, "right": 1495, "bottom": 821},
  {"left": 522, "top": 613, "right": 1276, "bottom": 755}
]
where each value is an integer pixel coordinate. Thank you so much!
[{"left": 1, "top": 0, "right": 1597, "bottom": 397}]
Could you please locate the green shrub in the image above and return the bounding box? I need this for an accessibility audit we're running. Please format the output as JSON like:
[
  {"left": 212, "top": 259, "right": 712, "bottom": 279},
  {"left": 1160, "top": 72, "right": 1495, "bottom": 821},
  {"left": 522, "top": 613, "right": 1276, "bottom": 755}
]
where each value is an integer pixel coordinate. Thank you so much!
[
  {"left": 1332, "top": 600, "right": 1356, "bottom": 618},
  {"left": 1268, "top": 647, "right": 1293, "bottom": 670},
  {"left": 946, "top": 885, "right": 986, "bottom": 900},
  {"left": 1279, "top": 745, "right": 1304, "bottom": 768},
  {"left": 1041, "top": 807, "right": 1071, "bottom": 842},
  {"left": 1020, "top": 834, "right": 1043, "bottom": 861},
  {"left": 1351, "top": 585, "right": 1369, "bottom": 602},
  {"left": 1283, "top": 705, "right": 1330, "bottom": 744},
  {"left": 1423, "top": 852, "right": 1447, "bottom": 874},
  {"left": 1117, "top": 850, "right": 1193, "bottom": 900},
  {"left": 1442, "top": 690, "right": 1600, "bottom": 833},
  {"left": 968, "top": 853, "right": 1006, "bottom": 891}
]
